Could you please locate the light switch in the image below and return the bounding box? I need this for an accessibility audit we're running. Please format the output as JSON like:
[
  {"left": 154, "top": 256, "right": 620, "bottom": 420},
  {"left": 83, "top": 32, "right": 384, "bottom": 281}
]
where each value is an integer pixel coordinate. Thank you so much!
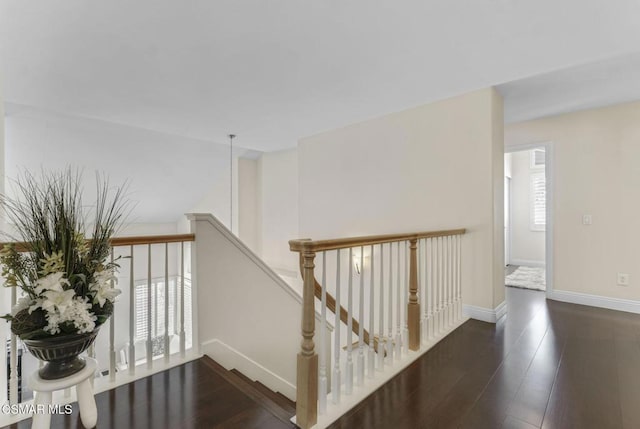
[{"left": 582, "top": 214, "right": 592, "bottom": 225}]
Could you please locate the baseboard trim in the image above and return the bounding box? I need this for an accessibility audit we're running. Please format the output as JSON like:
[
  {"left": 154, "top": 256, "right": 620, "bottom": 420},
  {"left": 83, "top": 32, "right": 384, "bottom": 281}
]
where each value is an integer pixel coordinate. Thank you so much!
[
  {"left": 463, "top": 301, "right": 507, "bottom": 323},
  {"left": 509, "top": 259, "right": 545, "bottom": 268},
  {"left": 549, "top": 290, "right": 640, "bottom": 314},
  {"left": 201, "top": 339, "right": 296, "bottom": 401}
]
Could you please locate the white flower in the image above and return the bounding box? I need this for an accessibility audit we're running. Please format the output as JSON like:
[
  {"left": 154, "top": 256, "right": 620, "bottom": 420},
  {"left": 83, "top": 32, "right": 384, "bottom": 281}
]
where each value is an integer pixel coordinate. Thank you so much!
[
  {"left": 34, "top": 272, "right": 69, "bottom": 295},
  {"left": 92, "top": 283, "right": 121, "bottom": 307},
  {"left": 11, "top": 296, "right": 33, "bottom": 315},
  {"left": 37, "top": 289, "right": 76, "bottom": 314},
  {"left": 43, "top": 297, "right": 97, "bottom": 335}
]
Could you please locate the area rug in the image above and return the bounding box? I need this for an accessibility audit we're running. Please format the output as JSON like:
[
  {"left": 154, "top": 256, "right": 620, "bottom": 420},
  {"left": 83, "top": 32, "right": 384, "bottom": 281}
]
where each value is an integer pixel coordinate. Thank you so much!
[{"left": 506, "top": 266, "right": 546, "bottom": 291}]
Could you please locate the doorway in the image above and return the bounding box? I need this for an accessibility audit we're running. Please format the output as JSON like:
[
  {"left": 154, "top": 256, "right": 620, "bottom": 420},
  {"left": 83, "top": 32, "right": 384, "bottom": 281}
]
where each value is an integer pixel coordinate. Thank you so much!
[{"left": 504, "top": 143, "right": 554, "bottom": 297}]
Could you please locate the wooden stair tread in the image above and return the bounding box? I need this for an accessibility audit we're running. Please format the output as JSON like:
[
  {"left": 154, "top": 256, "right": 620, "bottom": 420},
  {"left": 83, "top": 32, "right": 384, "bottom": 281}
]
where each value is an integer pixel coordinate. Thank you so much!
[
  {"left": 230, "top": 369, "right": 296, "bottom": 415},
  {"left": 201, "top": 356, "right": 295, "bottom": 426}
]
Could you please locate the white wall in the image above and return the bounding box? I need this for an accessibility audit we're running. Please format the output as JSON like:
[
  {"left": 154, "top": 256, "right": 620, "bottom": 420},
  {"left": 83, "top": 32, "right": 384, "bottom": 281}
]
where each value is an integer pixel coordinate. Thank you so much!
[
  {"left": 298, "top": 88, "right": 504, "bottom": 310},
  {"left": 4, "top": 104, "right": 254, "bottom": 224},
  {"left": 258, "top": 149, "right": 300, "bottom": 275},
  {"left": 189, "top": 213, "right": 319, "bottom": 400},
  {"left": 509, "top": 150, "right": 545, "bottom": 265},
  {"left": 238, "top": 158, "right": 261, "bottom": 253},
  {"left": 506, "top": 100, "right": 640, "bottom": 301}
]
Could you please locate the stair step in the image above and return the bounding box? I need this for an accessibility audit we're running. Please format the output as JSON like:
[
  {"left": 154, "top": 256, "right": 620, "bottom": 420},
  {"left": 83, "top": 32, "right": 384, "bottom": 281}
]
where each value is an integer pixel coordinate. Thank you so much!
[
  {"left": 230, "top": 369, "right": 296, "bottom": 415},
  {"left": 201, "top": 356, "right": 295, "bottom": 426}
]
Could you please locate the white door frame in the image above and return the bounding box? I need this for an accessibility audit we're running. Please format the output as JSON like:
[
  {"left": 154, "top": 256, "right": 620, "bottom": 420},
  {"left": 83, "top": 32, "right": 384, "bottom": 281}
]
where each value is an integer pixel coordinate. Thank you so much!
[{"left": 504, "top": 141, "right": 554, "bottom": 298}]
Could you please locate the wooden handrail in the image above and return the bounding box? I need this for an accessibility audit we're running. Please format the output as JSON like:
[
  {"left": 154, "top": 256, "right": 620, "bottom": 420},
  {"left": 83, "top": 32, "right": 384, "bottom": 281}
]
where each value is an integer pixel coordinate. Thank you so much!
[
  {"left": 290, "top": 227, "right": 467, "bottom": 428},
  {"left": 289, "top": 228, "right": 466, "bottom": 252},
  {"left": 111, "top": 233, "right": 195, "bottom": 247},
  {"left": 1, "top": 233, "right": 195, "bottom": 252}
]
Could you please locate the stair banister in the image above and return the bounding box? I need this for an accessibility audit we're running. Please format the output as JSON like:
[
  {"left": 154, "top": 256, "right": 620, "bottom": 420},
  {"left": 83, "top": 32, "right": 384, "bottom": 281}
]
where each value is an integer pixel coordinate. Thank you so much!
[{"left": 289, "top": 228, "right": 466, "bottom": 429}]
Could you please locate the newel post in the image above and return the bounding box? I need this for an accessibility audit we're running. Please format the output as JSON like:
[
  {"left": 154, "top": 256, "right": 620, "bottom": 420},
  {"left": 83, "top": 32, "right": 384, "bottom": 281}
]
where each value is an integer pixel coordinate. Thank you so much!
[
  {"left": 297, "top": 249, "right": 318, "bottom": 429},
  {"left": 408, "top": 238, "right": 421, "bottom": 350}
]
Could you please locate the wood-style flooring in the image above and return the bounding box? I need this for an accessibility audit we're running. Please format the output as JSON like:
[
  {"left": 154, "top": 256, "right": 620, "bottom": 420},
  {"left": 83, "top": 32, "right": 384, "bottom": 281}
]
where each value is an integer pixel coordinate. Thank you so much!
[
  {"left": 5, "top": 287, "right": 640, "bottom": 429},
  {"left": 1, "top": 357, "right": 295, "bottom": 429},
  {"left": 330, "top": 287, "right": 640, "bottom": 429}
]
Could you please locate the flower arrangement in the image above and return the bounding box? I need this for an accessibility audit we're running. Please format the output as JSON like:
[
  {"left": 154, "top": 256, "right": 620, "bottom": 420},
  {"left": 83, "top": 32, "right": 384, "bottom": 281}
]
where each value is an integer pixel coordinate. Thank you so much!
[{"left": 0, "top": 169, "right": 128, "bottom": 340}]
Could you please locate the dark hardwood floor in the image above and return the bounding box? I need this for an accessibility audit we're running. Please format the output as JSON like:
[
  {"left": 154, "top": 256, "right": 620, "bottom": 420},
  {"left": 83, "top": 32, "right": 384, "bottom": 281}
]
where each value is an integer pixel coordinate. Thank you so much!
[
  {"left": 6, "top": 287, "right": 640, "bottom": 429},
  {"left": 330, "top": 287, "right": 640, "bottom": 429},
  {"left": 2, "top": 356, "right": 295, "bottom": 429}
]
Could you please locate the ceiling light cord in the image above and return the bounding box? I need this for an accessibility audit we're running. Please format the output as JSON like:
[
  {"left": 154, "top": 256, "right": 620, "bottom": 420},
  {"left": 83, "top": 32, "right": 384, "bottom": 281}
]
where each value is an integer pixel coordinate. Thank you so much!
[{"left": 228, "top": 134, "right": 236, "bottom": 233}]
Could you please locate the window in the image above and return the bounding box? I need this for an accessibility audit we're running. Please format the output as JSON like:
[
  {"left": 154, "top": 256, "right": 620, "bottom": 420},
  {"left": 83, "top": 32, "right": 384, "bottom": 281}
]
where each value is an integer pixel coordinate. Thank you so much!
[
  {"left": 530, "top": 172, "right": 546, "bottom": 231},
  {"left": 530, "top": 148, "right": 545, "bottom": 169},
  {"left": 134, "top": 277, "right": 192, "bottom": 356}
]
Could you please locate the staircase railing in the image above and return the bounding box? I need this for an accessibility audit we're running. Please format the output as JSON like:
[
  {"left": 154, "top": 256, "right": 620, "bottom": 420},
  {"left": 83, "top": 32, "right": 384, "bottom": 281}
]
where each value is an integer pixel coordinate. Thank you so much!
[
  {"left": 289, "top": 228, "right": 466, "bottom": 429},
  {"left": 0, "top": 233, "right": 196, "bottom": 424}
]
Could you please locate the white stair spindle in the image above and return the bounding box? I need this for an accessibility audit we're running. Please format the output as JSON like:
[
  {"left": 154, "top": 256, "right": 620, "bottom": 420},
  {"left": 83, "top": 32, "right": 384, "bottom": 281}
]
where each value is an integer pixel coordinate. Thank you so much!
[
  {"left": 377, "top": 244, "right": 384, "bottom": 371},
  {"left": 449, "top": 236, "right": 454, "bottom": 326},
  {"left": 109, "top": 248, "right": 116, "bottom": 381},
  {"left": 418, "top": 240, "right": 427, "bottom": 342},
  {"left": 357, "top": 247, "right": 365, "bottom": 386},
  {"left": 429, "top": 238, "right": 437, "bottom": 339},
  {"left": 147, "top": 244, "right": 153, "bottom": 369},
  {"left": 180, "top": 241, "right": 186, "bottom": 358},
  {"left": 129, "top": 245, "right": 136, "bottom": 375},
  {"left": 9, "top": 287, "right": 17, "bottom": 405},
  {"left": 403, "top": 241, "right": 409, "bottom": 353},
  {"left": 423, "top": 239, "right": 429, "bottom": 343},
  {"left": 457, "top": 234, "right": 463, "bottom": 320},
  {"left": 444, "top": 236, "right": 449, "bottom": 327},
  {"left": 319, "top": 252, "right": 327, "bottom": 414},
  {"left": 346, "top": 247, "right": 354, "bottom": 395},
  {"left": 417, "top": 239, "right": 423, "bottom": 342},
  {"left": 164, "top": 243, "right": 170, "bottom": 363},
  {"left": 368, "top": 245, "right": 375, "bottom": 378},
  {"left": 425, "top": 238, "right": 433, "bottom": 341},
  {"left": 434, "top": 237, "right": 440, "bottom": 335},
  {"left": 395, "top": 241, "right": 401, "bottom": 359},
  {"left": 332, "top": 250, "right": 341, "bottom": 405},
  {"left": 439, "top": 237, "right": 444, "bottom": 333},
  {"left": 387, "top": 242, "right": 393, "bottom": 363}
]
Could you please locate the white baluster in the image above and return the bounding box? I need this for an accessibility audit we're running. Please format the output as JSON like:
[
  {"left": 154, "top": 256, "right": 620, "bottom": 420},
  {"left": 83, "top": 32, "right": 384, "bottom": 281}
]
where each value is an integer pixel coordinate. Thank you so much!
[
  {"left": 434, "top": 237, "right": 440, "bottom": 335},
  {"left": 427, "top": 238, "right": 434, "bottom": 341},
  {"left": 180, "top": 241, "right": 186, "bottom": 358},
  {"left": 357, "top": 246, "right": 365, "bottom": 386},
  {"left": 403, "top": 241, "right": 409, "bottom": 353},
  {"left": 417, "top": 238, "right": 424, "bottom": 343},
  {"left": 422, "top": 239, "right": 428, "bottom": 343},
  {"left": 450, "top": 236, "right": 454, "bottom": 325},
  {"left": 368, "top": 245, "right": 375, "bottom": 378},
  {"left": 129, "top": 245, "right": 136, "bottom": 375},
  {"left": 395, "top": 242, "right": 401, "bottom": 359},
  {"left": 332, "top": 250, "right": 341, "bottom": 405},
  {"left": 319, "top": 252, "right": 327, "bottom": 414},
  {"left": 147, "top": 244, "right": 153, "bottom": 369},
  {"left": 457, "top": 234, "right": 462, "bottom": 320},
  {"left": 444, "top": 236, "right": 449, "bottom": 327},
  {"left": 9, "top": 287, "right": 17, "bottom": 404},
  {"left": 164, "top": 243, "right": 170, "bottom": 363},
  {"left": 377, "top": 244, "right": 384, "bottom": 371},
  {"left": 387, "top": 242, "right": 393, "bottom": 363},
  {"left": 417, "top": 239, "right": 427, "bottom": 342},
  {"left": 439, "top": 237, "right": 444, "bottom": 333},
  {"left": 109, "top": 248, "right": 116, "bottom": 381},
  {"left": 346, "top": 248, "right": 354, "bottom": 395}
]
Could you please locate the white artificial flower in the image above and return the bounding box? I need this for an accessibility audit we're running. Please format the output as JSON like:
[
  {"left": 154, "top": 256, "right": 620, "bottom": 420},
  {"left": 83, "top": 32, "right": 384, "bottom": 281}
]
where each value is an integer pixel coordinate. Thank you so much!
[
  {"left": 92, "top": 282, "right": 121, "bottom": 307},
  {"left": 43, "top": 297, "right": 97, "bottom": 335},
  {"left": 11, "top": 296, "right": 33, "bottom": 316},
  {"left": 34, "top": 272, "right": 69, "bottom": 295},
  {"left": 39, "top": 289, "right": 76, "bottom": 314}
]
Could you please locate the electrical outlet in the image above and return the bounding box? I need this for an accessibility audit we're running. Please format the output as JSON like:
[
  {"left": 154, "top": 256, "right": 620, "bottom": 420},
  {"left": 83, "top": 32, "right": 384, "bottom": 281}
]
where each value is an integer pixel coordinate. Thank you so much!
[{"left": 617, "top": 273, "right": 630, "bottom": 286}]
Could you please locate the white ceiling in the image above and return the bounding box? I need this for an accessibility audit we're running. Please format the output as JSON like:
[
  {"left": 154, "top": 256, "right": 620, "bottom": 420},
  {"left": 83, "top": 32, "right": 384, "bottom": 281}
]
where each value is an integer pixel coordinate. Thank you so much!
[{"left": 2, "top": 0, "right": 640, "bottom": 151}]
